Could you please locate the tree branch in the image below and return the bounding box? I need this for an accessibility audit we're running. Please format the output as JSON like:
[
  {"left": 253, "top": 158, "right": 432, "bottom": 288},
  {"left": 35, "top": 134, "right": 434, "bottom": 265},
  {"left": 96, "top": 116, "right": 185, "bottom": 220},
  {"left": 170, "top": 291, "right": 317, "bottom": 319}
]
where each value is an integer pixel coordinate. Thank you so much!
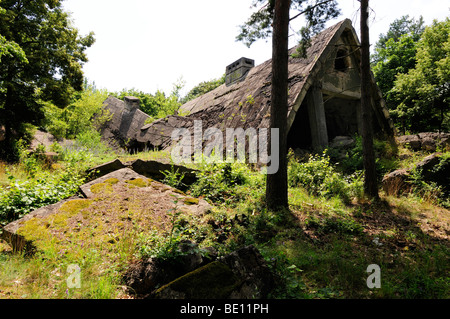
[{"left": 289, "top": 0, "right": 336, "bottom": 21}]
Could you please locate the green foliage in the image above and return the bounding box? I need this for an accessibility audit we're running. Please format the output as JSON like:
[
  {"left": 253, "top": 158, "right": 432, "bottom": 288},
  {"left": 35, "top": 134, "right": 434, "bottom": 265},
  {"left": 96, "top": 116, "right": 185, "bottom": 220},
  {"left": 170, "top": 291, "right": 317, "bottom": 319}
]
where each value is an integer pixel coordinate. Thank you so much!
[
  {"left": 43, "top": 85, "right": 109, "bottom": 140},
  {"left": 42, "top": 83, "right": 114, "bottom": 159},
  {"left": 161, "top": 166, "right": 186, "bottom": 190},
  {"left": 0, "top": 166, "right": 85, "bottom": 225},
  {"left": 390, "top": 18, "right": 450, "bottom": 132},
  {"left": 0, "top": 34, "right": 27, "bottom": 64},
  {"left": 112, "top": 78, "right": 185, "bottom": 120},
  {"left": 136, "top": 230, "right": 187, "bottom": 262},
  {"left": 189, "top": 162, "right": 252, "bottom": 204},
  {"left": 0, "top": 132, "right": 116, "bottom": 226},
  {"left": 180, "top": 75, "right": 225, "bottom": 104},
  {"left": 236, "top": 0, "right": 340, "bottom": 57},
  {"left": 373, "top": 35, "right": 421, "bottom": 109},
  {"left": 372, "top": 16, "right": 426, "bottom": 131},
  {"left": 325, "top": 136, "right": 398, "bottom": 179},
  {"left": 135, "top": 201, "right": 209, "bottom": 262},
  {"left": 0, "top": 0, "right": 95, "bottom": 155},
  {"left": 288, "top": 153, "right": 363, "bottom": 203},
  {"left": 372, "top": 15, "right": 425, "bottom": 65}
]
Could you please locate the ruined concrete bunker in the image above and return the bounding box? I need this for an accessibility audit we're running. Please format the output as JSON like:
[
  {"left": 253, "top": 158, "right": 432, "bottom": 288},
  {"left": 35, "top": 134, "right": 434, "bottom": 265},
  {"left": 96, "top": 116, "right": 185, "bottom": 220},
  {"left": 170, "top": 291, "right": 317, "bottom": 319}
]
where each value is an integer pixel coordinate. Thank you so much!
[{"left": 100, "top": 19, "right": 394, "bottom": 156}]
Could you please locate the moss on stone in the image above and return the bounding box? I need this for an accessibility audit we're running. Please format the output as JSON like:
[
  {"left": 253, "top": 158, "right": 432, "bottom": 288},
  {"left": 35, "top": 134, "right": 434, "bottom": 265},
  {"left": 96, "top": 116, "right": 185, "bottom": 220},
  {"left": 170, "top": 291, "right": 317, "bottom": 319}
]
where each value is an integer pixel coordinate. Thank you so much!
[
  {"left": 125, "top": 178, "right": 150, "bottom": 188},
  {"left": 154, "top": 261, "right": 241, "bottom": 299},
  {"left": 17, "top": 218, "right": 51, "bottom": 245},
  {"left": 18, "top": 199, "right": 93, "bottom": 245},
  {"left": 90, "top": 183, "right": 113, "bottom": 194},
  {"left": 103, "top": 178, "right": 119, "bottom": 185},
  {"left": 173, "top": 189, "right": 186, "bottom": 196},
  {"left": 59, "top": 199, "right": 92, "bottom": 214},
  {"left": 183, "top": 197, "right": 199, "bottom": 205}
]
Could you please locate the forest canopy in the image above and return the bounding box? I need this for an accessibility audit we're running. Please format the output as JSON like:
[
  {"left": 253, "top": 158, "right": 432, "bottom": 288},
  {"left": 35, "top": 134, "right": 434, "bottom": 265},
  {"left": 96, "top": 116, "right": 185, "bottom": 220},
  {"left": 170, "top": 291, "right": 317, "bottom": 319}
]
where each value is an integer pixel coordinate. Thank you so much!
[{"left": 373, "top": 16, "right": 449, "bottom": 133}]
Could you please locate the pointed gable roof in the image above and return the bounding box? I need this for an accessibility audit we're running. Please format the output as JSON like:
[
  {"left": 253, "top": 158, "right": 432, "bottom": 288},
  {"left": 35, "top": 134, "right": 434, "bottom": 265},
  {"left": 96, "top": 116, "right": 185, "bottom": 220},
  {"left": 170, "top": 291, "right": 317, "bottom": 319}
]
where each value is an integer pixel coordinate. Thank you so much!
[{"left": 176, "top": 18, "right": 393, "bottom": 134}]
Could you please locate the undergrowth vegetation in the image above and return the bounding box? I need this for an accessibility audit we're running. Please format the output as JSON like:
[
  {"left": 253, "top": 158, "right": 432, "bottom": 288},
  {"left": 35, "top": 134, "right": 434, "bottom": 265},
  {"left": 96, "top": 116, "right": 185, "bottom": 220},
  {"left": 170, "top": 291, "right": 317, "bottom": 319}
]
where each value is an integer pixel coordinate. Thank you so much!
[
  {"left": 0, "top": 132, "right": 449, "bottom": 299},
  {"left": 0, "top": 136, "right": 116, "bottom": 227}
]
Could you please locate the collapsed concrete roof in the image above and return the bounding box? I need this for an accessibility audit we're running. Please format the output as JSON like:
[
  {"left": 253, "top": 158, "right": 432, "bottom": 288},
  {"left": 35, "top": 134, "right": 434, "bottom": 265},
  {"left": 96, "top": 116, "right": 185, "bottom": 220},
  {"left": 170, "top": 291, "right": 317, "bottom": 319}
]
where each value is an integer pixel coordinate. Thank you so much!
[{"left": 101, "top": 19, "right": 394, "bottom": 153}]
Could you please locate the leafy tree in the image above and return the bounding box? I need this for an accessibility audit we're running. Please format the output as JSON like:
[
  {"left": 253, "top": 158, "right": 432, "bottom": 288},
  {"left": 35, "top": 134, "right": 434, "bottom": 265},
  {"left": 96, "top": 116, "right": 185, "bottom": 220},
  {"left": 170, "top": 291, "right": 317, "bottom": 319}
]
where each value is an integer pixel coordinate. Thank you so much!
[
  {"left": 237, "top": 0, "right": 340, "bottom": 210},
  {"left": 180, "top": 75, "right": 225, "bottom": 104},
  {"left": 112, "top": 78, "right": 185, "bottom": 120},
  {"left": 372, "top": 16, "right": 425, "bottom": 112},
  {"left": 0, "top": 3, "right": 26, "bottom": 64},
  {"left": 390, "top": 18, "right": 450, "bottom": 133},
  {"left": 42, "top": 84, "right": 109, "bottom": 139},
  {"left": 0, "top": 0, "right": 94, "bottom": 160},
  {"left": 372, "top": 15, "right": 425, "bottom": 65},
  {"left": 112, "top": 88, "right": 162, "bottom": 117}
]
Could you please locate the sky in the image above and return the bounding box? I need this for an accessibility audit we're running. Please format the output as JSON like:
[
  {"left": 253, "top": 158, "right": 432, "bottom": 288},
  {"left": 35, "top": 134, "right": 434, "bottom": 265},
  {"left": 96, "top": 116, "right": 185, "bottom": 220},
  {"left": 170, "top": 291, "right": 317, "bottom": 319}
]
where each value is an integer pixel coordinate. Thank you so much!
[{"left": 62, "top": 0, "right": 450, "bottom": 97}]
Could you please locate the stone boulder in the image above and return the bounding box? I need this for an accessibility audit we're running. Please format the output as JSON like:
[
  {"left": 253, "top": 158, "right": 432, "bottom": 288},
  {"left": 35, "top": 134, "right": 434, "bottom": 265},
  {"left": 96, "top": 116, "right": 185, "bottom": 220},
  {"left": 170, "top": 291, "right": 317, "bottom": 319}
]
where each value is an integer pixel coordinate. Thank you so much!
[
  {"left": 382, "top": 152, "right": 450, "bottom": 196},
  {"left": 329, "top": 136, "right": 355, "bottom": 149},
  {"left": 397, "top": 135, "right": 422, "bottom": 151},
  {"left": 29, "top": 129, "right": 74, "bottom": 152},
  {"left": 2, "top": 168, "right": 211, "bottom": 254},
  {"left": 100, "top": 96, "right": 151, "bottom": 150},
  {"left": 152, "top": 245, "right": 275, "bottom": 299},
  {"left": 124, "top": 241, "right": 217, "bottom": 295},
  {"left": 397, "top": 132, "right": 450, "bottom": 152},
  {"left": 416, "top": 153, "right": 450, "bottom": 194},
  {"left": 418, "top": 132, "right": 450, "bottom": 151},
  {"left": 87, "top": 159, "right": 127, "bottom": 179},
  {"left": 128, "top": 159, "right": 198, "bottom": 186},
  {"left": 415, "top": 153, "right": 442, "bottom": 180},
  {"left": 382, "top": 169, "right": 411, "bottom": 196},
  {"left": 219, "top": 244, "right": 276, "bottom": 299}
]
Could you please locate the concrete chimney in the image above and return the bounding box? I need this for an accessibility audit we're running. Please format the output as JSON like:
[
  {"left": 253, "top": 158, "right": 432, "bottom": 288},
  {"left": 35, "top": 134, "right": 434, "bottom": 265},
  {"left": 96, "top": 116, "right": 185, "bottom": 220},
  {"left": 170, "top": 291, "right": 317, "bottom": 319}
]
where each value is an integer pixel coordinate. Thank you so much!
[
  {"left": 225, "top": 57, "right": 255, "bottom": 86},
  {"left": 124, "top": 96, "right": 140, "bottom": 111}
]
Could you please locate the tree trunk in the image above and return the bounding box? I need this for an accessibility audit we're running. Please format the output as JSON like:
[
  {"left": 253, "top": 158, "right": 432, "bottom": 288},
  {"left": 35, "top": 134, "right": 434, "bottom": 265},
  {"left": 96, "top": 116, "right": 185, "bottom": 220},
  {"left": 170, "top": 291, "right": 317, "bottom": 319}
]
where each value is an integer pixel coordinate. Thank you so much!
[
  {"left": 360, "top": 0, "right": 379, "bottom": 199},
  {"left": 266, "top": 0, "right": 291, "bottom": 210},
  {"left": 1, "top": 84, "right": 16, "bottom": 161}
]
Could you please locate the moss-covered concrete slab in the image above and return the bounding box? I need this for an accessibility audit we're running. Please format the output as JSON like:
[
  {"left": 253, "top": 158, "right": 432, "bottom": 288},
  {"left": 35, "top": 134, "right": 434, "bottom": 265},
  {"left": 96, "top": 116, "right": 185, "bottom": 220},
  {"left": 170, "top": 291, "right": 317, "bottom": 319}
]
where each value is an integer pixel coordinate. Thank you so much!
[
  {"left": 1, "top": 196, "right": 80, "bottom": 253},
  {"left": 1, "top": 168, "right": 211, "bottom": 255},
  {"left": 80, "top": 167, "right": 146, "bottom": 198}
]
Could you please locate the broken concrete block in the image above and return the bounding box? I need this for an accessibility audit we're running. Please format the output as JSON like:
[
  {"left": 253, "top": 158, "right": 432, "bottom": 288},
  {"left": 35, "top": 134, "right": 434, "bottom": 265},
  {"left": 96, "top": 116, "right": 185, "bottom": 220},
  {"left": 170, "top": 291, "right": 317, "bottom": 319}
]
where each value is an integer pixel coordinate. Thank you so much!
[{"left": 87, "top": 159, "right": 126, "bottom": 178}]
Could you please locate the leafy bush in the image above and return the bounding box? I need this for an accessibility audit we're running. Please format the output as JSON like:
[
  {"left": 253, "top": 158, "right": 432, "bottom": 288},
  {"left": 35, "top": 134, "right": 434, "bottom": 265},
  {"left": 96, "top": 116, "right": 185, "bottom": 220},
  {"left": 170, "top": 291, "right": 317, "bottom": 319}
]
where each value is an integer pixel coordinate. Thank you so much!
[
  {"left": 326, "top": 135, "right": 398, "bottom": 178},
  {"left": 189, "top": 162, "right": 250, "bottom": 204},
  {"left": 43, "top": 85, "right": 109, "bottom": 140},
  {"left": 162, "top": 166, "right": 186, "bottom": 190},
  {"left": 135, "top": 204, "right": 210, "bottom": 261},
  {"left": 288, "top": 153, "right": 363, "bottom": 203},
  {"left": 74, "top": 129, "right": 113, "bottom": 157},
  {"left": 0, "top": 167, "right": 86, "bottom": 224},
  {"left": 0, "top": 139, "right": 111, "bottom": 225}
]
